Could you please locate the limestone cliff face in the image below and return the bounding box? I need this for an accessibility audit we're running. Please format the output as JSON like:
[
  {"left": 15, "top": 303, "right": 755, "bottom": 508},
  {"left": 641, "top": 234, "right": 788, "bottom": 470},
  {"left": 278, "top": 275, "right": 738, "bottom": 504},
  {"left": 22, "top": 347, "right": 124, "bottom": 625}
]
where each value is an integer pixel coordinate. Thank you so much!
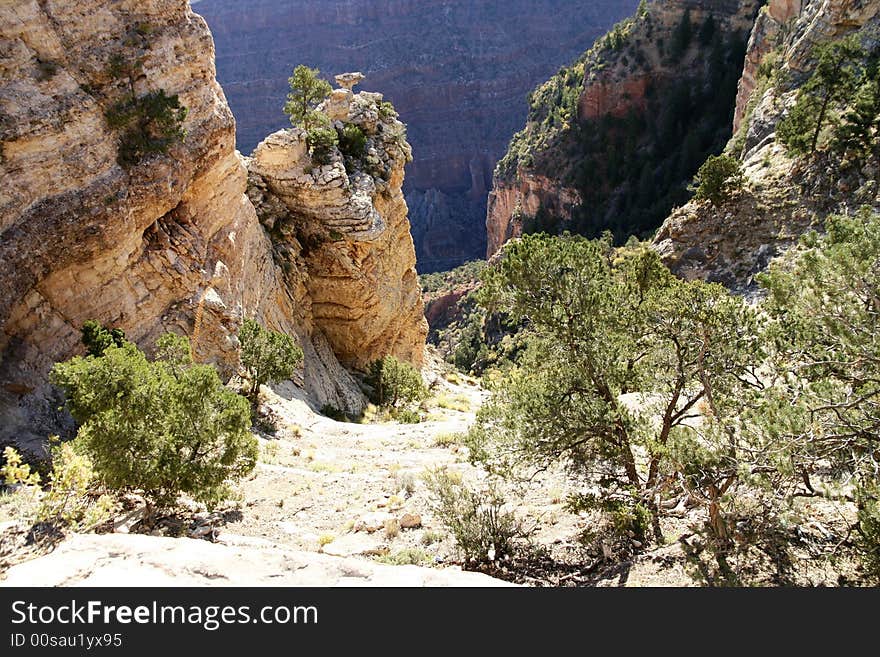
[
  {"left": 653, "top": 0, "right": 880, "bottom": 290},
  {"left": 247, "top": 85, "right": 427, "bottom": 370},
  {"left": 0, "top": 1, "right": 424, "bottom": 447},
  {"left": 487, "top": 0, "right": 761, "bottom": 258}
]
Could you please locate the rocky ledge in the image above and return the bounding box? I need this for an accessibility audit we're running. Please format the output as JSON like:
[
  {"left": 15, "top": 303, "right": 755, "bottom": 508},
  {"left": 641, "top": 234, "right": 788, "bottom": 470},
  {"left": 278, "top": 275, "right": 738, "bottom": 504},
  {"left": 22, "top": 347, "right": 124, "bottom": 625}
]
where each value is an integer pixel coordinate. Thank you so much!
[{"left": 0, "top": 532, "right": 514, "bottom": 587}]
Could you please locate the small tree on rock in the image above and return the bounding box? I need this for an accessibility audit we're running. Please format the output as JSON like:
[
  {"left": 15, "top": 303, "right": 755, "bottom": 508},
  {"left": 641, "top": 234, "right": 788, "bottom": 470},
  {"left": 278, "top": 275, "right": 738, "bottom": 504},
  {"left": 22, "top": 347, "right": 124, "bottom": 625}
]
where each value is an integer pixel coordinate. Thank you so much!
[
  {"left": 691, "top": 154, "right": 744, "bottom": 207},
  {"left": 284, "top": 65, "right": 332, "bottom": 133},
  {"left": 239, "top": 319, "right": 303, "bottom": 400}
]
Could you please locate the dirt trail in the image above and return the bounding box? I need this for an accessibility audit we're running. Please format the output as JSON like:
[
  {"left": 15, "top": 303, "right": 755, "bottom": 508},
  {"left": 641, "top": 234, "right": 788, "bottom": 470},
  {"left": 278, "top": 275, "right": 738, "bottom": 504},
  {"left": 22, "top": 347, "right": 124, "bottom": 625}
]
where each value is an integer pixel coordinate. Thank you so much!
[{"left": 223, "top": 364, "right": 502, "bottom": 564}]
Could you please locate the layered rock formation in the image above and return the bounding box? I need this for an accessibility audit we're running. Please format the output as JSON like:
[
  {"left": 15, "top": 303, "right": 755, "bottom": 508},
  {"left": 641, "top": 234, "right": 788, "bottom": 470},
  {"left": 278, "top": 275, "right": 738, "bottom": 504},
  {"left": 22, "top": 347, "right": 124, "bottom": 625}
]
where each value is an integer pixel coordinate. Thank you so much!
[
  {"left": 247, "top": 83, "right": 427, "bottom": 370},
  {"left": 0, "top": 0, "right": 425, "bottom": 449},
  {"left": 194, "top": 0, "right": 640, "bottom": 272},
  {"left": 487, "top": 0, "right": 761, "bottom": 258},
  {"left": 653, "top": 0, "right": 880, "bottom": 290}
]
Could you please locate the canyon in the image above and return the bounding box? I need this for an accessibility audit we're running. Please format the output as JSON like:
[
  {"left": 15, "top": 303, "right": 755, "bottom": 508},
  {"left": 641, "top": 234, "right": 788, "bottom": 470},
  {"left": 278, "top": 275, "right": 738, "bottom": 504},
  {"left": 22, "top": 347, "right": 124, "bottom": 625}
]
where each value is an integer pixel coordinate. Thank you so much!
[
  {"left": 0, "top": 0, "right": 426, "bottom": 450},
  {"left": 193, "top": 0, "right": 639, "bottom": 272},
  {"left": 486, "top": 0, "right": 762, "bottom": 258}
]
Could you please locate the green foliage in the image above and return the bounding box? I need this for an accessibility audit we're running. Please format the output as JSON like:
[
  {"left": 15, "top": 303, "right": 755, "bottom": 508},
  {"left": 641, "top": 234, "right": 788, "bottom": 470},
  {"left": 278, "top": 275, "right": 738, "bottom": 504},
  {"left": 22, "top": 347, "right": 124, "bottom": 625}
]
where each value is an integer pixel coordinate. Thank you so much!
[
  {"left": 832, "top": 77, "right": 880, "bottom": 167},
  {"left": 469, "top": 234, "right": 762, "bottom": 549},
  {"left": 759, "top": 208, "right": 880, "bottom": 578},
  {"left": 305, "top": 113, "right": 339, "bottom": 165},
  {"left": 377, "top": 547, "right": 429, "bottom": 566},
  {"left": 392, "top": 408, "right": 422, "bottom": 424},
  {"left": 238, "top": 319, "right": 303, "bottom": 400},
  {"left": 50, "top": 330, "right": 257, "bottom": 510},
  {"left": 37, "top": 439, "right": 113, "bottom": 530},
  {"left": 419, "top": 260, "right": 487, "bottom": 294},
  {"left": 424, "top": 468, "right": 524, "bottom": 562},
  {"left": 378, "top": 101, "right": 398, "bottom": 121},
  {"left": 283, "top": 65, "right": 332, "bottom": 132},
  {"left": 1, "top": 446, "right": 40, "bottom": 487},
  {"left": 338, "top": 123, "right": 367, "bottom": 159},
  {"left": 670, "top": 8, "right": 693, "bottom": 61},
  {"left": 777, "top": 35, "right": 866, "bottom": 155},
  {"left": 106, "top": 88, "right": 187, "bottom": 167},
  {"left": 81, "top": 320, "right": 126, "bottom": 358},
  {"left": 691, "top": 154, "right": 744, "bottom": 206},
  {"left": 365, "top": 355, "right": 427, "bottom": 409}
]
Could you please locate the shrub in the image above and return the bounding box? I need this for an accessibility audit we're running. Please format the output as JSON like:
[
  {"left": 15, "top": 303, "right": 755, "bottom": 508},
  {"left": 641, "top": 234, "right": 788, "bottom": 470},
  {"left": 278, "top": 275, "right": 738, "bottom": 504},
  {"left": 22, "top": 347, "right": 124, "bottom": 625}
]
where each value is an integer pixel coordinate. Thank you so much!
[
  {"left": 37, "top": 439, "right": 113, "bottom": 530},
  {"left": 433, "top": 432, "right": 465, "bottom": 448},
  {"left": 392, "top": 408, "right": 421, "bottom": 424},
  {"left": 1, "top": 446, "right": 40, "bottom": 487},
  {"left": 338, "top": 123, "right": 367, "bottom": 160},
  {"left": 306, "top": 119, "right": 339, "bottom": 165},
  {"left": 238, "top": 318, "right": 303, "bottom": 400},
  {"left": 691, "top": 154, "right": 743, "bottom": 206},
  {"left": 377, "top": 547, "right": 429, "bottom": 565},
  {"left": 365, "top": 355, "right": 427, "bottom": 409},
  {"left": 81, "top": 320, "right": 126, "bottom": 357},
  {"left": 378, "top": 101, "right": 398, "bottom": 121},
  {"left": 424, "top": 468, "right": 523, "bottom": 562},
  {"left": 50, "top": 329, "right": 257, "bottom": 510},
  {"left": 106, "top": 89, "right": 187, "bottom": 166}
]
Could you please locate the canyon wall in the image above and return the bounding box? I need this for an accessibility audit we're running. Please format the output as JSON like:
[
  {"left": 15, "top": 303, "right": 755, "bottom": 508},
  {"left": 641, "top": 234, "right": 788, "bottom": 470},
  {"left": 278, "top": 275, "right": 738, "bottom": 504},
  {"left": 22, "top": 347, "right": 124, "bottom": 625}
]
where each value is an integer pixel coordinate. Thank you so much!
[
  {"left": 486, "top": 0, "right": 761, "bottom": 258},
  {"left": 0, "top": 0, "right": 425, "bottom": 449},
  {"left": 193, "top": 0, "right": 640, "bottom": 272},
  {"left": 653, "top": 0, "right": 880, "bottom": 290}
]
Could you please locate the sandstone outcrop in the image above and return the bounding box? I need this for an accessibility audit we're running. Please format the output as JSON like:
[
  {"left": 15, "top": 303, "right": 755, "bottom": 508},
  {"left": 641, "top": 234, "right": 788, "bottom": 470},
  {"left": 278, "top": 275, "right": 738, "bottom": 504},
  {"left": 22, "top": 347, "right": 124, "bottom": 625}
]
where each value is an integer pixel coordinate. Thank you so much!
[
  {"left": 486, "top": 173, "right": 581, "bottom": 258},
  {"left": 0, "top": 1, "right": 425, "bottom": 450},
  {"left": 247, "top": 84, "right": 427, "bottom": 370},
  {"left": 653, "top": 0, "right": 880, "bottom": 290},
  {"left": 195, "top": 0, "right": 640, "bottom": 272}
]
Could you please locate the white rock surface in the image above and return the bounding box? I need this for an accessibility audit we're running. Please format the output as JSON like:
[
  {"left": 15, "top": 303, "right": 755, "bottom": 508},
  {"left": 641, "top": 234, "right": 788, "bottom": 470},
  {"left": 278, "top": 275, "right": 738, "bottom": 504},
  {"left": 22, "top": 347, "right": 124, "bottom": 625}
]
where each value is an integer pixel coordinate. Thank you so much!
[{"left": 0, "top": 533, "right": 515, "bottom": 587}]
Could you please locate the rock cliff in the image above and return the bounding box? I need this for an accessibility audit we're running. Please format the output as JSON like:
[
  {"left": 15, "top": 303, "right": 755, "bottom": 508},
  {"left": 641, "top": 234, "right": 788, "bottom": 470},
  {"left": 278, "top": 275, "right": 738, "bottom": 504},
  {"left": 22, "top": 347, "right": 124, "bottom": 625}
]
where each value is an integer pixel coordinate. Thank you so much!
[
  {"left": 653, "top": 0, "right": 880, "bottom": 290},
  {"left": 487, "top": 0, "right": 761, "bottom": 258},
  {"left": 193, "top": 0, "right": 640, "bottom": 272},
  {"left": 247, "top": 83, "right": 427, "bottom": 370},
  {"left": 0, "top": 0, "right": 425, "bottom": 449}
]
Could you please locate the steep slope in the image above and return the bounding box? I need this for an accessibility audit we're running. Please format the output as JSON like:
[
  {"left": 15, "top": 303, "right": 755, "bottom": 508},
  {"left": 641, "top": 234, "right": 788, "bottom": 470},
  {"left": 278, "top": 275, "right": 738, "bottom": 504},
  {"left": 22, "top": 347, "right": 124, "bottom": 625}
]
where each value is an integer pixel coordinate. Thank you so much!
[
  {"left": 653, "top": 0, "right": 880, "bottom": 290},
  {"left": 487, "top": 0, "right": 761, "bottom": 257},
  {"left": 194, "top": 0, "right": 640, "bottom": 272},
  {"left": 0, "top": 0, "right": 425, "bottom": 449}
]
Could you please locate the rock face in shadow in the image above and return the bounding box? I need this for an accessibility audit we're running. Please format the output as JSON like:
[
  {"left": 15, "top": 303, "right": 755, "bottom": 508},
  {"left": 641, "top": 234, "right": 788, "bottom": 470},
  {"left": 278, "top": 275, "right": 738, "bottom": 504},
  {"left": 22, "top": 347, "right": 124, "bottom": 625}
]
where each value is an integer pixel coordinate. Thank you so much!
[
  {"left": 487, "top": 0, "right": 762, "bottom": 258},
  {"left": 194, "top": 0, "right": 640, "bottom": 272},
  {"left": 0, "top": 1, "right": 425, "bottom": 449}
]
